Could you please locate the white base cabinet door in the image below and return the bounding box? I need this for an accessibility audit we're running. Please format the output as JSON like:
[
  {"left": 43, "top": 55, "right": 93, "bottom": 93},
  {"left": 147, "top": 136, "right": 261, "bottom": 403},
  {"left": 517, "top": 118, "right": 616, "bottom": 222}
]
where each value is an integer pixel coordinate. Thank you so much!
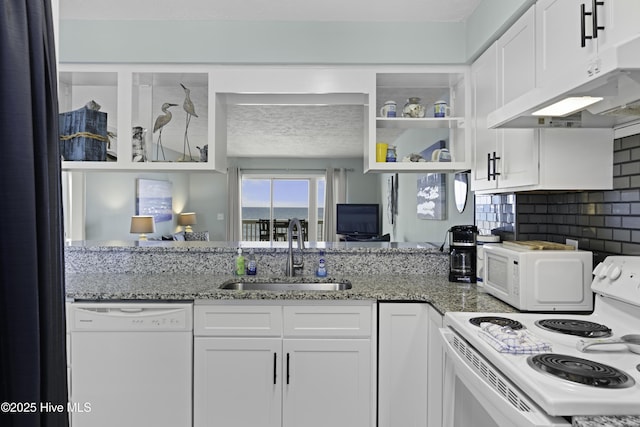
[
  {"left": 194, "top": 302, "right": 374, "bottom": 427},
  {"left": 378, "top": 303, "right": 443, "bottom": 427},
  {"left": 193, "top": 338, "right": 282, "bottom": 427},
  {"left": 283, "top": 339, "right": 371, "bottom": 427},
  {"left": 426, "top": 305, "right": 444, "bottom": 427}
]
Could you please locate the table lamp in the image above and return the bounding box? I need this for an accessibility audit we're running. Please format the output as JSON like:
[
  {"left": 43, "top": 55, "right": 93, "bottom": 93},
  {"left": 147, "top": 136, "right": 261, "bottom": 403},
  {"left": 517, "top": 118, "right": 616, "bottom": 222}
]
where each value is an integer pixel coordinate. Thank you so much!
[
  {"left": 130, "top": 215, "right": 155, "bottom": 240},
  {"left": 178, "top": 212, "right": 197, "bottom": 232}
]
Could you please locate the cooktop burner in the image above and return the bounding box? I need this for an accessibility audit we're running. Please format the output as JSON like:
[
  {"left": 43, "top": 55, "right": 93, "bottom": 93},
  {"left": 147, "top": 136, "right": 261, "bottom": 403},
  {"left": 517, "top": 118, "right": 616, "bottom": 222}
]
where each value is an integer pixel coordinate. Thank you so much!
[
  {"left": 469, "top": 316, "right": 524, "bottom": 330},
  {"left": 534, "top": 319, "right": 612, "bottom": 338},
  {"left": 528, "top": 353, "right": 635, "bottom": 389}
]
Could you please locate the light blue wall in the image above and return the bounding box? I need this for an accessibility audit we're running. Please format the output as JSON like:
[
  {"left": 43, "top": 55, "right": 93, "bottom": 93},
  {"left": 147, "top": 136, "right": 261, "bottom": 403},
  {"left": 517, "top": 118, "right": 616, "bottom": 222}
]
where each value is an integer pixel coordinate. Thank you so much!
[
  {"left": 59, "top": 20, "right": 466, "bottom": 64},
  {"left": 58, "top": 0, "right": 532, "bottom": 65},
  {"left": 465, "top": 0, "right": 534, "bottom": 61},
  {"left": 84, "top": 171, "right": 192, "bottom": 240},
  {"left": 82, "top": 157, "right": 377, "bottom": 241},
  {"left": 380, "top": 172, "right": 474, "bottom": 244}
]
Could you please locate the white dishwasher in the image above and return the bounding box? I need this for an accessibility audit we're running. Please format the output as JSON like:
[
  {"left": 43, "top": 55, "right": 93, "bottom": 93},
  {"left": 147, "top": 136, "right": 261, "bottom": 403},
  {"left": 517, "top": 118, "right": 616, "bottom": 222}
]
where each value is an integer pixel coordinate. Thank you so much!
[{"left": 68, "top": 302, "right": 193, "bottom": 427}]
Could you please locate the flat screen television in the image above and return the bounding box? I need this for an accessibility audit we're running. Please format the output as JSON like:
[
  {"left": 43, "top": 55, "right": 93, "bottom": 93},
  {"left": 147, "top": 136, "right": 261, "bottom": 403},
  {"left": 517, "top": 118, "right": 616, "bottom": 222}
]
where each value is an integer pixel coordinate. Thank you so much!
[{"left": 336, "top": 204, "right": 380, "bottom": 237}]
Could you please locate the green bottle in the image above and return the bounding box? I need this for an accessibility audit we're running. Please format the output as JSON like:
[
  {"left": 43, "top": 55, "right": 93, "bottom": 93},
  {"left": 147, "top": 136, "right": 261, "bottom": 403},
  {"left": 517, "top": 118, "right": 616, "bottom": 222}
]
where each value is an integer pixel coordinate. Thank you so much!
[{"left": 235, "top": 248, "right": 245, "bottom": 276}]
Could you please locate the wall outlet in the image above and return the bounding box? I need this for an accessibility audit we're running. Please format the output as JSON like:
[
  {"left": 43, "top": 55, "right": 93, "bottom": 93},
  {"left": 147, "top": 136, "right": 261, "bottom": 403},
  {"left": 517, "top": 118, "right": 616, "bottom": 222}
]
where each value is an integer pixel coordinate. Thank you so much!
[
  {"left": 217, "top": 213, "right": 224, "bottom": 221},
  {"left": 566, "top": 239, "right": 579, "bottom": 249}
]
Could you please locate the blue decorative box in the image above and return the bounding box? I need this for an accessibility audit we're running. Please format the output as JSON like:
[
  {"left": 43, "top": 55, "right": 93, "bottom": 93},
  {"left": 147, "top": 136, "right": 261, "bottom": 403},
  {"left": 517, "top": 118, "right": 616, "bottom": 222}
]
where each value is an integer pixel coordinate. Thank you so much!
[{"left": 59, "top": 107, "right": 107, "bottom": 161}]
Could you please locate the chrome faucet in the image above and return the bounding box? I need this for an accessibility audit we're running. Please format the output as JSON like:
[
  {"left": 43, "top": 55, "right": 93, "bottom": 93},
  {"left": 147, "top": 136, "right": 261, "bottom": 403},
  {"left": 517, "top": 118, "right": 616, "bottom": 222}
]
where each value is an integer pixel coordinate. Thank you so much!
[{"left": 285, "top": 218, "right": 305, "bottom": 277}]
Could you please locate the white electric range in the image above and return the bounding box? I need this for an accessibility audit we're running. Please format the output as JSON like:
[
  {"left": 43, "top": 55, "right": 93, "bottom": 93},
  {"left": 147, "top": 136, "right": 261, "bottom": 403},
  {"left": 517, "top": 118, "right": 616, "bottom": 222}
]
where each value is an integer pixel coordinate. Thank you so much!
[{"left": 440, "top": 256, "right": 640, "bottom": 426}]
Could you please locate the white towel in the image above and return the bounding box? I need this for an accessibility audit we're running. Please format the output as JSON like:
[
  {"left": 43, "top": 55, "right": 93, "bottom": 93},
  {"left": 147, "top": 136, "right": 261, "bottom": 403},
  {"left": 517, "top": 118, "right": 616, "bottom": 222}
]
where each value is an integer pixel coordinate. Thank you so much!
[{"left": 478, "top": 322, "right": 552, "bottom": 354}]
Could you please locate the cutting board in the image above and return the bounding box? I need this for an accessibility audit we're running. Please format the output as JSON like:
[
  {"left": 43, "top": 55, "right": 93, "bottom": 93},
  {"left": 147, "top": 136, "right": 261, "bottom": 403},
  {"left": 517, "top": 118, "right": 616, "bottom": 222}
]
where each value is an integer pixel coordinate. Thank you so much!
[{"left": 502, "top": 240, "right": 576, "bottom": 250}]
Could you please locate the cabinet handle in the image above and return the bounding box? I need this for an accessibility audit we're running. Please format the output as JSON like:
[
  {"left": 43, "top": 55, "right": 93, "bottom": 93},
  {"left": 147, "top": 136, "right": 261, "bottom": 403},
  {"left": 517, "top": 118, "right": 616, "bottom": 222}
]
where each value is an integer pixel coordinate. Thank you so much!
[
  {"left": 492, "top": 152, "right": 501, "bottom": 180},
  {"left": 273, "top": 353, "right": 277, "bottom": 385},
  {"left": 487, "top": 152, "right": 492, "bottom": 181},
  {"left": 592, "top": 0, "right": 605, "bottom": 38},
  {"left": 286, "top": 353, "right": 290, "bottom": 385},
  {"left": 581, "top": 3, "right": 592, "bottom": 47},
  {"left": 581, "top": 1, "right": 605, "bottom": 47}
]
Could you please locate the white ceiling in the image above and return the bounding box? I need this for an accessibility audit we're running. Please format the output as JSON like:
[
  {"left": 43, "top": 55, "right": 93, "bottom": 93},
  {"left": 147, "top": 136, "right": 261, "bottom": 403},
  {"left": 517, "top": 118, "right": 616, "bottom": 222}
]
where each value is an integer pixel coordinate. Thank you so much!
[
  {"left": 59, "top": 0, "right": 482, "bottom": 158},
  {"left": 59, "top": 0, "right": 482, "bottom": 23}
]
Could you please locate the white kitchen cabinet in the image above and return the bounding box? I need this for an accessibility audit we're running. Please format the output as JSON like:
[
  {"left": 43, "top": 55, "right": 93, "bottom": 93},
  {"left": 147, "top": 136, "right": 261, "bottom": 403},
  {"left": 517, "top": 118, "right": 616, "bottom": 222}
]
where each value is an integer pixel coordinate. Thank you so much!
[
  {"left": 471, "top": 42, "right": 538, "bottom": 193},
  {"left": 282, "top": 339, "right": 371, "bottom": 427},
  {"left": 472, "top": 32, "right": 613, "bottom": 194},
  {"left": 194, "top": 302, "right": 374, "bottom": 427},
  {"left": 378, "top": 303, "right": 443, "bottom": 427},
  {"left": 426, "top": 305, "right": 444, "bottom": 427},
  {"left": 474, "top": 126, "right": 613, "bottom": 194},
  {"left": 368, "top": 68, "right": 471, "bottom": 173},
  {"left": 497, "top": 5, "right": 536, "bottom": 106},
  {"left": 378, "top": 303, "right": 428, "bottom": 427},
  {"left": 536, "top": 0, "right": 595, "bottom": 89},
  {"left": 194, "top": 338, "right": 282, "bottom": 427},
  {"left": 595, "top": 0, "right": 640, "bottom": 53},
  {"left": 536, "top": 0, "right": 640, "bottom": 89},
  {"left": 471, "top": 42, "right": 499, "bottom": 191}
]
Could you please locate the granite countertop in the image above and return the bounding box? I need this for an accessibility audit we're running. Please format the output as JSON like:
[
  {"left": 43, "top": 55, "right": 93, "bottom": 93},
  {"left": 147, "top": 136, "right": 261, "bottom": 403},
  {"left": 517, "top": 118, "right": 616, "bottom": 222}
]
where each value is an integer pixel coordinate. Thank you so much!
[
  {"left": 64, "top": 273, "right": 517, "bottom": 314},
  {"left": 572, "top": 416, "right": 640, "bottom": 427}
]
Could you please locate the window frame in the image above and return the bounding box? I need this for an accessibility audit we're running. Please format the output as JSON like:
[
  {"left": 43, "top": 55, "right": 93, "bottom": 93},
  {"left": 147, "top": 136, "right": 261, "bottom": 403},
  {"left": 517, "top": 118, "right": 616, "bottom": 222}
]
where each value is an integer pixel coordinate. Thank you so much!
[{"left": 240, "top": 172, "right": 325, "bottom": 242}]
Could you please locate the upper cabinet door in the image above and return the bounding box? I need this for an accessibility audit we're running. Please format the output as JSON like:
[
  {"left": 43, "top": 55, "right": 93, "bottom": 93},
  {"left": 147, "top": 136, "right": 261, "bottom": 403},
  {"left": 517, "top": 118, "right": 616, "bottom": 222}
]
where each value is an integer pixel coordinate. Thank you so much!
[
  {"left": 596, "top": 0, "right": 640, "bottom": 53},
  {"left": 536, "top": 0, "right": 596, "bottom": 88},
  {"left": 497, "top": 5, "right": 536, "bottom": 107},
  {"left": 471, "top": 43, "right": 499, "bottom": 192}
]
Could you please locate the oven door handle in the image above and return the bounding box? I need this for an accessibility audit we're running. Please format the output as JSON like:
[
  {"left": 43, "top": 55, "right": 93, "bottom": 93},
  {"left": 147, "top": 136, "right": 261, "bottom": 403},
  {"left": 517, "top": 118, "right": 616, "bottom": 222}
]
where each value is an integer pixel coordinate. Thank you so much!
[{"left": 439, "top": 328, "right": 570, "bottom": 427}]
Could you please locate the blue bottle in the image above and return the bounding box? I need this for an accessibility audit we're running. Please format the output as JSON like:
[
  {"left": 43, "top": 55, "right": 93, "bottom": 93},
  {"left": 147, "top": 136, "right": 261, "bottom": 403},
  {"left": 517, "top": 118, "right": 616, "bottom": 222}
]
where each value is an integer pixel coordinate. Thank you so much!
[
  {"left": 247, "top": 249, "right": 257, "bottom": 275},
  {"left": 316, "top": 250, "right": 327, "bottom": 277}
]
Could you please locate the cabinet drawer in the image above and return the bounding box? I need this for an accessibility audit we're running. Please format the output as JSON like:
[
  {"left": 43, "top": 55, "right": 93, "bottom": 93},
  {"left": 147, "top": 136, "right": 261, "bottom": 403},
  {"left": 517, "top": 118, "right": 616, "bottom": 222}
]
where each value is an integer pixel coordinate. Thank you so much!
[
  {"left": 194, "top": 305, "right": 283, "bottom": 337},
  {"left": 283, "top": 305, "right": 372, "bottom": 338}
]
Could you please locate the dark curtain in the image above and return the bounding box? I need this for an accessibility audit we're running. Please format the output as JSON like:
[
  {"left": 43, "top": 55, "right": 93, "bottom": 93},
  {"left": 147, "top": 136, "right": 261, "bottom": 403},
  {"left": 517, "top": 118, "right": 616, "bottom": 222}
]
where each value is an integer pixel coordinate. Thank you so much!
[{"left": 0, "top": 1, "right": 69, "bottom": 426}]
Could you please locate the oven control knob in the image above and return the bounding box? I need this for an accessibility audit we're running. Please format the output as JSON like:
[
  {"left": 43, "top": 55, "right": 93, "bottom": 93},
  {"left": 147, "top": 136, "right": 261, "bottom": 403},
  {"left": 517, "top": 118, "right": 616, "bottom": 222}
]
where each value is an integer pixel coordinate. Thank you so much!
[
  {"left": 608, "top": 265, "right": 622, "bottom": 281},
  {"left": 593, "top": 262, "right": 606, "bottom": 278}
]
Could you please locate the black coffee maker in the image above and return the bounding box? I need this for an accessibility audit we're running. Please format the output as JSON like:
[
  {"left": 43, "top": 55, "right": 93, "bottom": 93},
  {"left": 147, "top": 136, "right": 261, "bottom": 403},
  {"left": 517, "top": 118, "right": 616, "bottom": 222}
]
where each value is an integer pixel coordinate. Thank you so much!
[{"left": 448, "top": 225, "right": 478, "bottom": 283}]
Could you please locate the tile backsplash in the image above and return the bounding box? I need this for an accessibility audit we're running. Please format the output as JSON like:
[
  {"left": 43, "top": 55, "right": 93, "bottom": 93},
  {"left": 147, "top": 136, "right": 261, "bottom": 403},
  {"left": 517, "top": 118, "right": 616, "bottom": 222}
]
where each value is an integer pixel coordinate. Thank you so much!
[
  {"left": 476, "top": 132, "right": 640, "bottom": 256},
  {"left": 475, "top": 194, "right": 516, "bottom": 241}
]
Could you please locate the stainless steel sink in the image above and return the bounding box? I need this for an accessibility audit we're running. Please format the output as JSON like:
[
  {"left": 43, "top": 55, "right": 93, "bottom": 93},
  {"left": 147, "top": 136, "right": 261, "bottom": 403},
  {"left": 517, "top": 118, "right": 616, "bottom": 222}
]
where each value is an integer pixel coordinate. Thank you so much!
[{"left": 219, "top": 279, "right": 352, "bottom": 291}]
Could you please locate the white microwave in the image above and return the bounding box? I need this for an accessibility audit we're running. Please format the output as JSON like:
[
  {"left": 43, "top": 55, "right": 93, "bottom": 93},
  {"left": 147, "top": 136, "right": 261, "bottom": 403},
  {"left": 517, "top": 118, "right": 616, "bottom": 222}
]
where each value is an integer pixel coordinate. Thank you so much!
[{"left": 482, "top": 243, "right": 593, "bottom": 311}]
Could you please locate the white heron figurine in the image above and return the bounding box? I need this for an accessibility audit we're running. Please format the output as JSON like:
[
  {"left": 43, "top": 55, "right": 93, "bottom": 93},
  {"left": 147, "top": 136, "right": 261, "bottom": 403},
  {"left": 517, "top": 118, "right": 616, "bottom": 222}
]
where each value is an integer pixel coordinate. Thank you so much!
[
  {"left": 180, "top": 83, "right": 198, "bottom": 161},
  {"left": 153, "top": 102, "right": 177, "bottom": 161}
]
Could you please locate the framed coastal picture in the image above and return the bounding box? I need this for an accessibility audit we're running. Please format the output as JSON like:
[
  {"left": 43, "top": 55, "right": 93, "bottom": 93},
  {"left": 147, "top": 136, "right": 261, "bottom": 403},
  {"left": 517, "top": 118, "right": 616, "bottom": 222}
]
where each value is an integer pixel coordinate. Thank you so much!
[
  {"left": 417, "top": 173, "right": 446, "bottom": 220},
  {"left": 136, "top": 179, "right": 172, "bottom": 223}
]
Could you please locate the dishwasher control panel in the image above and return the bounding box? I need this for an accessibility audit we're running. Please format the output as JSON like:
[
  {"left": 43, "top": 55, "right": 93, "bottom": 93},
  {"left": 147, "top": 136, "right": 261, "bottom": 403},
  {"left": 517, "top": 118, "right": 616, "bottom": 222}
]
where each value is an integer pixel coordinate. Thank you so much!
[{"left": 69, "top": 303, "right": 193, "bottom": 331}]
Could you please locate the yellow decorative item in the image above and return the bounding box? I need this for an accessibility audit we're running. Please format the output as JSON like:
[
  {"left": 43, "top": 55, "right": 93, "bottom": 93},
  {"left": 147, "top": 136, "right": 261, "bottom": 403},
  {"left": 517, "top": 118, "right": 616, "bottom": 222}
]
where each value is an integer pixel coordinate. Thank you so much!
[{"left": 376, "top": 142, "right": 388, "bottom": 162}]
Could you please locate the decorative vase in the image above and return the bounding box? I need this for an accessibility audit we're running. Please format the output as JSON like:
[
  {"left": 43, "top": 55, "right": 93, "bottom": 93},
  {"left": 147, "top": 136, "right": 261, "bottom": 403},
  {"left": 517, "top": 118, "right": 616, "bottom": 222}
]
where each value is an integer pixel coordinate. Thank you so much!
[{"left": 402, "top": 97, "right": 426, "bottom": 118}]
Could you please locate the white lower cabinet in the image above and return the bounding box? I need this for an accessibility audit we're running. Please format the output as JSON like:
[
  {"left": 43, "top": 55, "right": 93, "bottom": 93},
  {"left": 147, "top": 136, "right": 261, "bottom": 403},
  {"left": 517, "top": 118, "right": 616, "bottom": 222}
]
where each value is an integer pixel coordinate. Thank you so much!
[
  {"left": 282, "top": 339, "right": 371, "bottom": 427},
  {"left": 194, "top": 337, "right": 282, "bottom": 427},
  {"left": 378, "top": 302, "right": 443, "bottom": 427},
  {"left": 194, "top": 302, "right": 374, "bottom": 427}
]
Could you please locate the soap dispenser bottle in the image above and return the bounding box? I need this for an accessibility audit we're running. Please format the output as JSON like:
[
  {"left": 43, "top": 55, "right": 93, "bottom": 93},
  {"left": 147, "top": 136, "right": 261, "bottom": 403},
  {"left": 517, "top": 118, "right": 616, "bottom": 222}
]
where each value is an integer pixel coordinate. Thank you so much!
[
  {"left": 247, "top": 249, "right": 257, "bottom": 275},
  {"left": 235, "top": 248, "right": 245, "bottom": 276},
  {"left": 316, "top": 250, "right": 327, "bottom": 277}
]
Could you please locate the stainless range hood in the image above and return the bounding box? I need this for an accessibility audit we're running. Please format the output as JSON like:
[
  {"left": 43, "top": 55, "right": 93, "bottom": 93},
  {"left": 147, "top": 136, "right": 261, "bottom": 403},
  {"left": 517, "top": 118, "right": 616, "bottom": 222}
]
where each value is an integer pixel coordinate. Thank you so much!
[{"left": 487, "top": 35, "right": 640, "bottom": 129}]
